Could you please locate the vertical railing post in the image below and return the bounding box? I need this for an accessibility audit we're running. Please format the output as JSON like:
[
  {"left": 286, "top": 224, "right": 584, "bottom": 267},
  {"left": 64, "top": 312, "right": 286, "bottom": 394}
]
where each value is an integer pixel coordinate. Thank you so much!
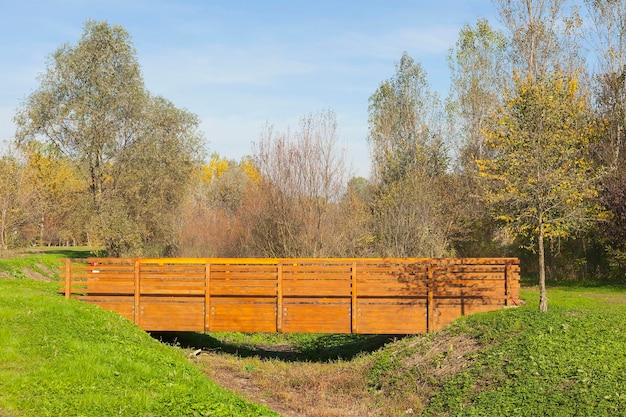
[
  {"left": 64, "top": 259, "right": 72, "bottom": 299},
  {"left": 427, "top": 260, "right": 435, "bottom": 333},
  {"left": 351, "top": 261, "right": 358, "bottom": 334},
  {"left": 205, "top": 260, "right": 212, "bottom": 332},
  {"left": 277, "top": 261, "right": 283, "bottom": 333},
  {"left": 504, "top": 260, "right": 511, "bottom": 306},
  {"left": 134, "top": 259, "right": 141, "bottom": 327}
]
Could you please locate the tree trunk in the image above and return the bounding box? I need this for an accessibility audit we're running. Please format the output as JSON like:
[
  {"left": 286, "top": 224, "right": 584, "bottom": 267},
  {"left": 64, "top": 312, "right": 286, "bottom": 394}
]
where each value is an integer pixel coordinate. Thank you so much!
[{"left": 538, "top": 221, "right": 548, "bottom": 312}]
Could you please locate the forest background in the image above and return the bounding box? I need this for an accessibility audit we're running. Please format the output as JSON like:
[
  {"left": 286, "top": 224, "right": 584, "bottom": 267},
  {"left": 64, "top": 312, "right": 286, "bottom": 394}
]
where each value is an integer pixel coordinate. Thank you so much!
[{"left": 2, "top": 0, "right": 626, "bottom": 292}]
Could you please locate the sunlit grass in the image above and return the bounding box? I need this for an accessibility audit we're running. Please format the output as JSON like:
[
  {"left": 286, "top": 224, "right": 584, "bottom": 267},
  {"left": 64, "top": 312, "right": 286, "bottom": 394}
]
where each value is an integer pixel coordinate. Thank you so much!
[{"left": 0, "top": 272, "right": 277, "bottom": 416}]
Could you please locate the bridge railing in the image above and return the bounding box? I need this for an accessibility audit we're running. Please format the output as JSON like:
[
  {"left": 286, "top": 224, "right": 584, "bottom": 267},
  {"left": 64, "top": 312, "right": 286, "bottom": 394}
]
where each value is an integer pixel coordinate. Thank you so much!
[{"left": 60, "top": 257, "right": 520, "bottom": 334}]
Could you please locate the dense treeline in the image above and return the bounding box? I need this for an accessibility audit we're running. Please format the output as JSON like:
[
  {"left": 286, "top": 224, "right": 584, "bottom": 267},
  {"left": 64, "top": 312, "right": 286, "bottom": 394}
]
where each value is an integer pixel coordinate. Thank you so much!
[{"left": 2, "top": 1, "right": 626, "bottom": 294}]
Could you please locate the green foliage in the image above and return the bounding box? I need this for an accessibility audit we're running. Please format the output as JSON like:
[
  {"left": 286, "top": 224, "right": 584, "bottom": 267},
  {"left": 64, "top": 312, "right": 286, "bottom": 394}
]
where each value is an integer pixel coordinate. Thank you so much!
[
  {"left": 367, "top": 52, "right": 453, "bottom": 257},
  {"left": 480, "top": 73, "right": 602, "bottom": 245},
  {"left": 14, "top": 20, "right": 203, "bottom": 257},
  {"left": 368, "top": 52, "right": 446, "bottom": 184},
  {"left": 0, "top": 277, "right": 276, "bottom": 416}
]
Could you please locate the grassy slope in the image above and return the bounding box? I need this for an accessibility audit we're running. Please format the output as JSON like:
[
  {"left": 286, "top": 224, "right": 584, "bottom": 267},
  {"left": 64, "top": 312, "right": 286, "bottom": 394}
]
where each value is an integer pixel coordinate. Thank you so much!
[
  {"left": 422, "top": 286, "right": 626, "bottom": 416},
  {"left": 193, "top": 286, "right": 626, "bottom": 416},
  {"left": 367, "top": 286, "right": 626, "bottom": 416},
  {"left": 0, "top": 249, "right": 277, "bottom": 417}
]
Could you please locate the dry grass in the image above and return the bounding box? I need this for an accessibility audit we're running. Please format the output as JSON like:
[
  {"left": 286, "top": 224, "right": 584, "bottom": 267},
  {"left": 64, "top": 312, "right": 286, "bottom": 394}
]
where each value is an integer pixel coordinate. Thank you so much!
[
  {"left": 188, "top": 331, "right": 482, "bottom": 417},
  {"left": 194, "top": 353, "right": 374, "bottom": 417}
]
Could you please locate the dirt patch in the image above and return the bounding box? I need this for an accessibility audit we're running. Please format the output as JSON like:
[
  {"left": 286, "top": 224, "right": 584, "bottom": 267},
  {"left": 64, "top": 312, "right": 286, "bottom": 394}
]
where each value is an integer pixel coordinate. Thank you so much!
[
  {"left": 21, "top": 267, "right": 52, "bottom": 282},
  {"left": 193, "top": 352, "right": 375, "bottom": 417}
]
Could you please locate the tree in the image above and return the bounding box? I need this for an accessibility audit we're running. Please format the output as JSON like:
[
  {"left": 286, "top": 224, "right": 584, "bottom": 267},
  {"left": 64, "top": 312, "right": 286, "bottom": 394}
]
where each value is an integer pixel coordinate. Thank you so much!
[
  {"left": 495, "top": 0, "right": 583, "bottom": 81},
  {"left": 448, "top": 19, "right": 509, "bottom": 168},
  {"left": 21, "top": 141, "right": 87, "bottom": 246},
  {"left": 585, "top": 0, "right": 626, "bottom": 277},
  {"left": 447, "top": 19, "right": 510, "bottom": 256},
  {"left": 368, "top": 52, "right": 446, "bottom": 184},
  {"left": 249, "top": 110, "right": 348, "bottom": 257},
  {"left": 15, "top": 20, "right": 203, "bottom": 256},
  {"left": 0, "top": 152, "right": 28, "bottom": 250},
  {"left": 367, "top": 52, "right": 452, "bottom": 257},
  {"left": 479, "top": 73, "right": 603, "bottom": 312},
  {"left": 586, "top": 0, "right": 626, "bottom": 169}
]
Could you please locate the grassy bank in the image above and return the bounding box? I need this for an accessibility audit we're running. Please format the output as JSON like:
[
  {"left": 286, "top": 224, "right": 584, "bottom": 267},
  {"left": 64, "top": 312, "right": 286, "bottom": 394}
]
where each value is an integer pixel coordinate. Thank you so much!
[
  {"left": 188, "top": 286, "right": 626, "bottom": 416},
  {"left": 0, "top": 249, "right": 277, "bottom": 417}
]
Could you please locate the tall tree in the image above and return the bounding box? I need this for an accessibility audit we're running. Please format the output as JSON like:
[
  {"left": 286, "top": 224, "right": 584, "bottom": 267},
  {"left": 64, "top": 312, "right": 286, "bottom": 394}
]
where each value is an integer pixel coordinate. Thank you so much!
[
  {"left": 447, "top": 19, "right": 509, "bottom": 256},
  {"left": 479, "top": 73, "right": 603, "bottom": 312},
  {"left": 448, "top": 19, "right": 508, "bottom": 167},
  {"left": 585, "top": 0, "right": 626, "bottom": 276},
  {"left": 15, "top": 20, "right": 202, "bottom": 256},
  {"left": 368, "top": 52, "right": 446, "bottom": 184},
  {"left": 368, "top": 52, "right": 451, "bottom": 257}
]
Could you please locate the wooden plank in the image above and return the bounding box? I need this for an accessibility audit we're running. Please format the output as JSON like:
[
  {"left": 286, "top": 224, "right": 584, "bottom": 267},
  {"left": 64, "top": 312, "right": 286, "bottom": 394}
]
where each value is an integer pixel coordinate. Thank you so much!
[
  {"left": 82, "top": 281, "right": 136, "bottom": 295},
  {"left": 134, "top": 260, "right": 140, "bottom": 327},
  {"left": 277, "top": 262, "right": 283, "bottom": 332},
  {"left": 356, "top": 299, "right": 427, "bottom": 334},
  {"left": 351, "top": 261, "right": 357, "bottom": 333},
  {"left": 356, "top": 279, "right": 428, "bottom": 297},
  {"left": 210, "top": 279, "right": 277, "bottom": 296},
  {"left": 64, "top": 259, "right": 71, "bottom": 299},
  {"left": 205, "top": 261, "right": 211, "bottom": 332},
  {"left": 282, "top": 311, "right": 351, "bottom": 334},
  {"left": 427, "top": 262, "right": 435, "bottom": 333},
  {"left": 282, "top": 279, "right": 352, "bottom": 297},
  {"left": 209, "top": 271, "right": 278, "bottom": 280},
  {"left": 282, "top": 297, "right": 351, "bottom": 333},
  {"left": 210, "top": 297, "right": 277, "bottom": 333},
  {"left": 140, "top": 296, "right": 205, "bottom": 331}
]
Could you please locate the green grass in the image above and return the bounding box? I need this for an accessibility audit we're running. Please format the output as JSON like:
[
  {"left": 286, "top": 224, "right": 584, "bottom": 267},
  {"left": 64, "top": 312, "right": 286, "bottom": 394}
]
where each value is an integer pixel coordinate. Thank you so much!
[
  {"left": 418, "top": 286, "right": 626, "bottom": 416},
  {"left": 0, "top": 250, "right": 277, "bottom": 417},
  {"left": 0, "top": 247, "right": 91, "bottom": 280}
]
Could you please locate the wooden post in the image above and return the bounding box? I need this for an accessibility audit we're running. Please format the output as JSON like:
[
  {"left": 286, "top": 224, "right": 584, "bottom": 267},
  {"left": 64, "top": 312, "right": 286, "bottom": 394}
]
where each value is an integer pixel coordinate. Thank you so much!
[
  {"left": 351, "top": 261, "right": 358, "bottom": 334},
  {"left": 134, "top": 259, "right": 141, "bottom": 327},
  {"left": 427, "top": 261, "right": 435, "bottom": 333},
  {"left": 64, "top": 259, "right": 72, "bottom": 299},
  {"left": 277, "top": 262, "right": 283, "bottom": 333},
  {"left": 504, "top": 261, "right": 511, "bottom": 306},
  {"left": 205, "top": 261, "right": 211, "bottom": 332}
]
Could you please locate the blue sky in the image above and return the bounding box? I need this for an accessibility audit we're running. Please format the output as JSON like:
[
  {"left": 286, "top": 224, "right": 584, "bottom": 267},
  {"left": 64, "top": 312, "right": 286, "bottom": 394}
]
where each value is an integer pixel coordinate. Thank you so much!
[{"left": 0, "top": 0, "right": 498, "bottom": 177}]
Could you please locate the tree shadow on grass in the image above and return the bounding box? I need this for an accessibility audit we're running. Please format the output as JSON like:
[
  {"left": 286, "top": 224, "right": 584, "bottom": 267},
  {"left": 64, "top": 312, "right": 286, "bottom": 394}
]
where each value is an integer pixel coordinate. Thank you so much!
[
  {"left": 14, "top": 247, "right": 94, "bottom": 259},
  {"left": 150, "top": 331, "right": 404, "bottom": 362}
]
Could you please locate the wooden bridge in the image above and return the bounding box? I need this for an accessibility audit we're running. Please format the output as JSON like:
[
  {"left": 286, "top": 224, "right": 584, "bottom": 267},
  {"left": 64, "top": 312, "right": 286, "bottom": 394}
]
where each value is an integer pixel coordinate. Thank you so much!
[{"left": 60, "top": 257, "right": 520, "bottom": 334}]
